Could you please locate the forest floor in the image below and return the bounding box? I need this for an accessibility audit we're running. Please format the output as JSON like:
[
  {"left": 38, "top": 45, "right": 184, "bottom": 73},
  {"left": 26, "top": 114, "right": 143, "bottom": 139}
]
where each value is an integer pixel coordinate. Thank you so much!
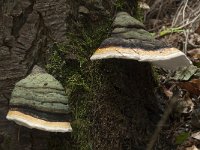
[{"left": 145, "top": 0, "right": 200, "bottom": 149}]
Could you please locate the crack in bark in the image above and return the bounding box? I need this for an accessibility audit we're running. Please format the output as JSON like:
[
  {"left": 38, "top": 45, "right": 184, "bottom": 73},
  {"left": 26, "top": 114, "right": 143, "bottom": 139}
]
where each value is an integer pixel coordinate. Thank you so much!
[
  {"left": 19, "top": 12, "right": 48, "bottom": 74},
  {"left": 36, "top": 10, "right": 56, "bottom": 42},
  {"left": 11, "top": 0, "right": 35, "bottom": 38}
]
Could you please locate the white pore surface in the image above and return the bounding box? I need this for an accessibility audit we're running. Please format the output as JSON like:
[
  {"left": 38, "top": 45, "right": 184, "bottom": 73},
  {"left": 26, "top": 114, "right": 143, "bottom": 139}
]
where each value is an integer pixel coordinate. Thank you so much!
[
  {"left": 6, "top": 114, "right": 72, "bottom": 133},
  {"left": 90, "top": 51, "right": 192, "bottom": 70},
  {"left": 150, "top": 54, "right": 192, "bottom": 70}
]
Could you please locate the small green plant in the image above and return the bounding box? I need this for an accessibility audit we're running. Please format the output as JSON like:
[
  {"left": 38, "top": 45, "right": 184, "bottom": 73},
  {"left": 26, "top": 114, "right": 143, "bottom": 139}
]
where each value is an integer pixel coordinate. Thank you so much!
[
  {"left": 159, "top": 27, "right": 184, "bottom": 37},
  {"left": 175, "top": 132, "right": 190, "bottom": 145}
]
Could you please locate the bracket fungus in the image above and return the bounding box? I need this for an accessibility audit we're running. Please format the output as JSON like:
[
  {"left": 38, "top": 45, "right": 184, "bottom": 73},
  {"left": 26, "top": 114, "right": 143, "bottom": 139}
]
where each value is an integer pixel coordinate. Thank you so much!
[
  {"left": 6, "top": 66, "right": 72, "bottom": 132},
  {"left": 90, "top": 12, "right": 192, "bottom": 70}
]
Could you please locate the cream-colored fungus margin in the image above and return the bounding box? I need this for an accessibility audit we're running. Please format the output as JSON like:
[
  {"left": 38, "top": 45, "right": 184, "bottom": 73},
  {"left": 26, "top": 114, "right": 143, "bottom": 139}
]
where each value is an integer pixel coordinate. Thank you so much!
[
  {"left": 90, "top": 47, "right": 192, "bottom": 70},
  {"left": 7, "top": 110, "right": 72, "bottom": 132}
]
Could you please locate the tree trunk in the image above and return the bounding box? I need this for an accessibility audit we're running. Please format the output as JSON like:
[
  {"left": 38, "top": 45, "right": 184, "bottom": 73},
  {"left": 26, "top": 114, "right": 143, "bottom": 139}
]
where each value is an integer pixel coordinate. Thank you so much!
[
  {"left": 0, "top": 0, "right": 67, "bottom": 149},
  {"left": 0, "top": 0, "right": 160, "bottom": 150},
  {"left": 90, "top": 59, "right": 160, "bottom": 150}
]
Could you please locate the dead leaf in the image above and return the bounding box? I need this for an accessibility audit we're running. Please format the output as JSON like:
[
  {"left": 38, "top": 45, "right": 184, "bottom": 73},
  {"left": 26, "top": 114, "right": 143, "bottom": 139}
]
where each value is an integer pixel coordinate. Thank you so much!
[
  {"left": 172, "top": 66, "right": 198, "bottom": 81},
  {"left": 175, "top": 94, "right": 194, "bottom": 113},
  {"left": 162, "top": 85, "right": 174, "bottom": 98},
  {"left": 191, "top": 131, "right": 200, "bottom": 140},
  {"left": 185, "top": 145, "right": 199, "bottom": 150},
  {"left": 195, "top": 23, "right": 200, "bottom": 34},
  {"left": 178, "top": 79, "right": 200, "bottom": 96},
  {"left": 188, "top": 49, "right": 200, "bottom": 58},
  {"left": 194, "top": 69, "right": 200, "bottom": 77},
  {"left": 188, "top": 49, "right": 200, "bottom": 63},
  {"left": 190, "top": 79, "right": 200, "bottom": 87}
]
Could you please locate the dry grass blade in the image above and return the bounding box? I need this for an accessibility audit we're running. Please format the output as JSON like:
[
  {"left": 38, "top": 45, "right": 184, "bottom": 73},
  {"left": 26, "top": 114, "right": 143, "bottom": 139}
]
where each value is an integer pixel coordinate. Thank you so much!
[
  {"left": 171, "top": 0, "right": 200, "bottom": 52},
  {"left": 172, "top": 0, "right": 200, "bottom": 29}
]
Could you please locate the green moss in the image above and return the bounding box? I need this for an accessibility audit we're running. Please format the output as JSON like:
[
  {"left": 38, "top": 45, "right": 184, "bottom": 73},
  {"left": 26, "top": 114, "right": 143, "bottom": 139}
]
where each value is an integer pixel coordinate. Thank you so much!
[
  {"left": 135, "top": 6, "right": 144, "bottom": 22},
  {"left": 114, "top": 0, "right": 127, "bottom": 11},
  {"left": 152, "top": 66, "right": 160, "bottom": 84},
  {"left": 47, "top": 16, "right": 112, "bottom": 149},
  {"left": 114, "top": 0, "right": 139, "bottom": 16}
]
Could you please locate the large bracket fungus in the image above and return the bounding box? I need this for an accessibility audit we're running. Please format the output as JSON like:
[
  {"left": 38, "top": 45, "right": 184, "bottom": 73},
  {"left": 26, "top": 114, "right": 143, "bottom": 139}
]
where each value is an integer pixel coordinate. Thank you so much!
[
  {"left": 6, "top": 66, "right": 72, "bottom": 132},
  {"left": 91, "top": 12, "right": 192, "bottom": 70},
  {"left": 88, "top": 12, "right": 193, "bottom": 148}
]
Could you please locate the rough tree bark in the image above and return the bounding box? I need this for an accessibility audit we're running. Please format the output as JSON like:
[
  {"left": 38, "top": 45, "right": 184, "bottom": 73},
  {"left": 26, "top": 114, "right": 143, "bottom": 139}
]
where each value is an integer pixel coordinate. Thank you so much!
[
  {"left": 0, "top": 0, "right": 160, "bottom": 150},
  {"left": 89, "top": 59, "right": 161, "bottom": 150},
  {"left": 0, "top": 0, "right": 67, "bottom": 149}
]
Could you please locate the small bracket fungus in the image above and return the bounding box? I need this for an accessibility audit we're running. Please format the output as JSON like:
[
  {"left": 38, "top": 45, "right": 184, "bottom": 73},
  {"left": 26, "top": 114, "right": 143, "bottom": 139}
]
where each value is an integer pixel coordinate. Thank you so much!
[
  {"left": 90, "top": 12, "right": 192, "bottom": 70},
  {"left": 6, "top": 66, "right": 72, "bottom": 132}
]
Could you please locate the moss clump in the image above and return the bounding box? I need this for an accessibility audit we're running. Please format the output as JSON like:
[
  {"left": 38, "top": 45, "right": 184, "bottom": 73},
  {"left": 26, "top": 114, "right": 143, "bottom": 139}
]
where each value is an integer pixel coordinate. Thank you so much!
[
  {"left": 46, "top": 16, "right": 112, "bottom": 149},
  {"left": 114, "top": 0, "right": 127, "bottom": 11}
]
